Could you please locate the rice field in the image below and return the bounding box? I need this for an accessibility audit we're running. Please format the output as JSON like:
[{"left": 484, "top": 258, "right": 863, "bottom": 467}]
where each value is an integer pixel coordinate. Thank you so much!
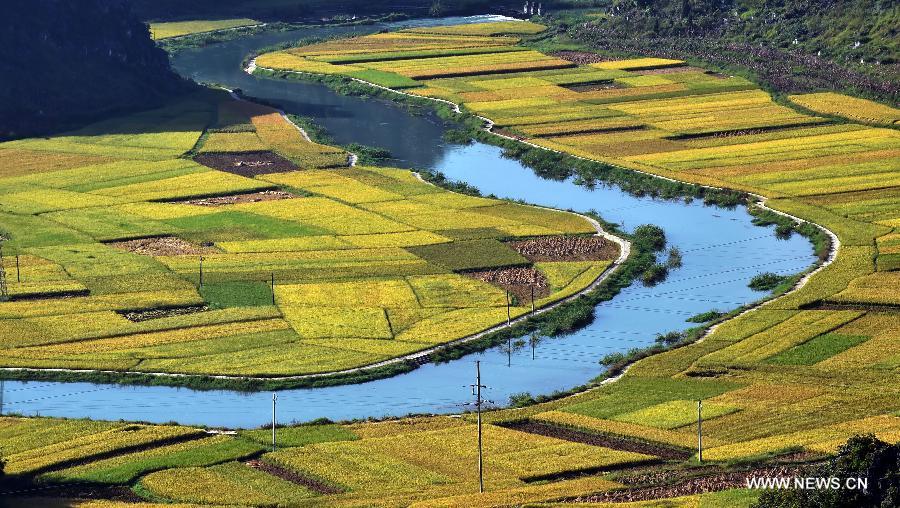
[
  {"left": 0, "top": 87, "right": 610, "bottom": 377},
  {"left": 250, "top": 19, "right": 900, "bottom": 473},
  {"left": 149, "top": 18, "right": 260, "bottom": 40},
  {"left": 3, "top": 20, "right": 899, "bottom": 508}
]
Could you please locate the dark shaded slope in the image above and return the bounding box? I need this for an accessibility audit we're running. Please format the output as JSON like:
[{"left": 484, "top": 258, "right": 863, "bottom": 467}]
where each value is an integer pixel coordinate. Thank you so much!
[{"left": 0, "top": 0, "right": 193, "bottom": 140}]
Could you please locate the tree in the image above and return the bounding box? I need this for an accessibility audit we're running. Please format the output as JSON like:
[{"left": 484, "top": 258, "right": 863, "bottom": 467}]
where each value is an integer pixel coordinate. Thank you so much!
[{"left": 753, "top": 435, "right": 900, "bottom": 508}]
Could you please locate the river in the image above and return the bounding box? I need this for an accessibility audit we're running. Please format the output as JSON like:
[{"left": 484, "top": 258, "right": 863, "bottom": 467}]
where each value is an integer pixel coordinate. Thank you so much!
[{"left": 0, "top": 16, "right": 815, "bottom": 428}]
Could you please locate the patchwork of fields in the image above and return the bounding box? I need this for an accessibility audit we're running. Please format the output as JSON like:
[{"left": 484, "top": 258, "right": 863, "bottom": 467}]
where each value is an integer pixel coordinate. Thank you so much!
[
  {"left": 0, "top": 89, "right": 613, "bottom": 377},
  {"left": 255, "top": 20, "right": 900, "bottom": 466},
  {"left": 6, "top": 415, "right": 746, "bottom": 507}
]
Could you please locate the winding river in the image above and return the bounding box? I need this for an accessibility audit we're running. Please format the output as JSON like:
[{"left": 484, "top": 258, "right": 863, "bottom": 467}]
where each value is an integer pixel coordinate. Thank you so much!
[{"left": 1, "top": 16, "right": 815, "bottom": 428}]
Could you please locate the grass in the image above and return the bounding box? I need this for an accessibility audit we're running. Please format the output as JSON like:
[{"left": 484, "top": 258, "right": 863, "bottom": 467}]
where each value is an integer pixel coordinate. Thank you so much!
[
  {"left": 765, "top": 333, "right": 869, "bottom": 365},
  {"left": 200, "top": 281, "right": 273, "bottom": 308},
  {"left": 407, "top": 239, "right": 528, "bottom": 271},
  {"left": 41, "top": 435, "right": 263, "bottom": 484},
  {"left": 239, "top": 424, "right": 358, "bottom": 448}
]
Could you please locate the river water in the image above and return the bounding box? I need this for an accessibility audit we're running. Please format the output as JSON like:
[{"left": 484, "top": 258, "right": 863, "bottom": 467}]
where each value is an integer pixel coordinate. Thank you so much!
[{"left": 0, "top": 16, "right": 815, "bottom": 428}]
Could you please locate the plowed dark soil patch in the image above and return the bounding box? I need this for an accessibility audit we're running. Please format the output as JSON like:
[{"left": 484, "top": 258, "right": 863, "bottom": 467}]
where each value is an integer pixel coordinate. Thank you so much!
[
  {"left": 801, "top": 300, "right": 900, "bottom": 312},
  {"left": 503, "top": 421, "right": 691, "bottom": 460},
  {"left": 570, "top": 465, "right": 803, "bottom": 503},
  {"left": 194, "top": 151, "right": 298, "bottom": 176},
  {"left": 119, "top": 305, "right": 209, "bottom": 322},
  {"left": 551, "top": 50, "right": 609, "bottom": 65},
  {"left": 562, "top": 81, "right": 624, "bottom": 92},
  {"left": 109, "top": 236, "right": 216, "bottom": 256},
  {"left": 465, "top": 266, "right": 550, "bottom": 304},
  {"left": 507, "top": 236, "right": 619, "bottom": 262},
  {"left": 246, "top": 460, "right": 342, "bottom": 494},
  {"left": 184, "top": 189, "right": 297, "bottom": 206}
]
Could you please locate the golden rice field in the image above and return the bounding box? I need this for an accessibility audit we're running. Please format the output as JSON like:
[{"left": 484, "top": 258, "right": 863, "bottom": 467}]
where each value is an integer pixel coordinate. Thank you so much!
[
  {"left": 255, "top": 20, "right": 900, "bottom": 470},
  {"left": 149, "top": 18, "right": 260, "bottom": 40},
  {"left": 0, "top": 89, "right": 610, "bottom": 377}
]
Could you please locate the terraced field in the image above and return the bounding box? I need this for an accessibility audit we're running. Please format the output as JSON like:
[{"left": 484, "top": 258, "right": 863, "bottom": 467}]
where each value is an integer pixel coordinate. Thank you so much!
[
  {"left": 2, "top": 415, "right": 678, "bottom": 507},
  {"left": 254, "top": 20, "right": 900, "bottom": 468},
  {"left": 0, "top": 90, "right": 615, "bottom": 378}
]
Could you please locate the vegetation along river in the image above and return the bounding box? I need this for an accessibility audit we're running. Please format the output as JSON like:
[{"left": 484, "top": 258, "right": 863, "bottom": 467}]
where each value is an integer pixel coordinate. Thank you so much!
[{"left": 2, "top": 16, "right": 815, "bottom": 428}]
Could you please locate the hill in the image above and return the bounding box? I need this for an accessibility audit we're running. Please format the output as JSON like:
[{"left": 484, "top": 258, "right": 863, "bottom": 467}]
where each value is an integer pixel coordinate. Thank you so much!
[
  {"left": 553, "top": 0, "right": 899, "bottom": 102},
  {"left": 0, "top": 0, "right": 191, "bottom": 140},
  {"left": 126, "top": 0, "right": 522, "bottom": 22}
]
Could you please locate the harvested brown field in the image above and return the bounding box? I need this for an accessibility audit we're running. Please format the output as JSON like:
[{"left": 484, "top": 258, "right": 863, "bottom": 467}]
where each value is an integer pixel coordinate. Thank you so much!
[
  {"left": 184, "top": 190, "right": 297, "bottom": 206},
  {"left": 466, "top": 266, "right": 550, "bottom": 304},
  {"left": 562, "top": 81, "right": 625, "bottom": 92},
  {"left": 507, "top": 236, "right": 619, "bottom": 262},
  {"left": 570, "top": 465, "right": 803, "bottom": 503},
  {"left": 120, "top": 305, "right": 209, "bottom": 322},
  {"left": 110, "top": 236, "right": 217, "bottom": 256},
  {"left": 502, "top": 420, "right": 690, "bottom": 460},
  {"left": 246, "top": 460, "right": 342, "bottom": 494},
  {"left": 194, "top": 151, "right": 298, "bottom": 176},
  {"left": 550, "top": 50, "right": 609, "bottom": 65}
]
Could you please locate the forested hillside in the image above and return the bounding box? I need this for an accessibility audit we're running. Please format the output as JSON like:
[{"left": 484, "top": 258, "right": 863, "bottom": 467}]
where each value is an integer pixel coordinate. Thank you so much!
[
  {"left": 559, "top": 0, "right": 897, "bottom": 63},
  {"left": 553, "top": 0, "right": 898, "bottom": 102},
  {"left": 0, "top": 0, "right": 190, "bottom": 140},
  {"left": 127, "top": 0, "right": 521, "bottom": 21}
]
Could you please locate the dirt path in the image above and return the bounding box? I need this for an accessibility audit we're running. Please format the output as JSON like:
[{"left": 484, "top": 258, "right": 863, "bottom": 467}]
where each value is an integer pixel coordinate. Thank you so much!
[
  {"left": 503, "top": 421, "right": 690, "bottom": 460},
  {"left": 246, "top": 459, "right": 342, "bottom": 494}
]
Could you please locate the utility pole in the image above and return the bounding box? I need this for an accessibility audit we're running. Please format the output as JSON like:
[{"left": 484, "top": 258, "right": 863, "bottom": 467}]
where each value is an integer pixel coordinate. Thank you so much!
[
  {"left": 0, "top": 245, "right": 8, "bottom": 300},
  {"left": 16, "top": 255, "right": 20, "bottom": 283},
  {"left": 697, "top": 399, "right": 703, "bottom": 463},
  {"left": 470, "top": 361, "right": 486, "bottom": 493},
  {"left": 272, "top": 393, "right": 277, "bottom": 452},
  {"left": 199, "top": 256, "right": 205, "bottom": 288},
  {"left": 0, "top": 379, "right": 4, "bottom": 416},
  {"left": 530, "top": 284, "right": 535, "bottom": 315},
  {"left": 271, "top": 272, "right": 276, "bottom": 305}
]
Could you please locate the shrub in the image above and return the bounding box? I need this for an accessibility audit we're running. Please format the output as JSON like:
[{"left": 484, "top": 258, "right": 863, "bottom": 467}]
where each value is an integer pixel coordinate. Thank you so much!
[
  {"left": 748, "top": 272, "right": 789, "bottom": 291},
  {"left": 753, "top": 435, "right": 900, "bottom": 508},
  {"left": 632, "top": 224, "right": 667, "bottom": 252}
]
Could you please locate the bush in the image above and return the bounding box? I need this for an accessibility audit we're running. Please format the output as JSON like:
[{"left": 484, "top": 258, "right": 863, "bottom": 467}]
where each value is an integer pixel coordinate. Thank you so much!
[
  {"left": 633, "top": 224, "right": 667, "bottom": 252},
  {"left": 687, "top": 310, "right": 724, "bottom": 323},
  {"left": 753, "top": 435, "right": 900, "bottom": 508},
  {"left": 748, "top": 272, "right": 789, "bottom": 292},
  {"left": 642, "top": 263, "right": 669, "bottom": 286}
]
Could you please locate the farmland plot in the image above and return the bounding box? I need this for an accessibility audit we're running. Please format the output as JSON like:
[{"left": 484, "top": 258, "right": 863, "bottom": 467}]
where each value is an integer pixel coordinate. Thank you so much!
[{"left": 0, "top": 87, "right": 608, "bottom": 377}]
